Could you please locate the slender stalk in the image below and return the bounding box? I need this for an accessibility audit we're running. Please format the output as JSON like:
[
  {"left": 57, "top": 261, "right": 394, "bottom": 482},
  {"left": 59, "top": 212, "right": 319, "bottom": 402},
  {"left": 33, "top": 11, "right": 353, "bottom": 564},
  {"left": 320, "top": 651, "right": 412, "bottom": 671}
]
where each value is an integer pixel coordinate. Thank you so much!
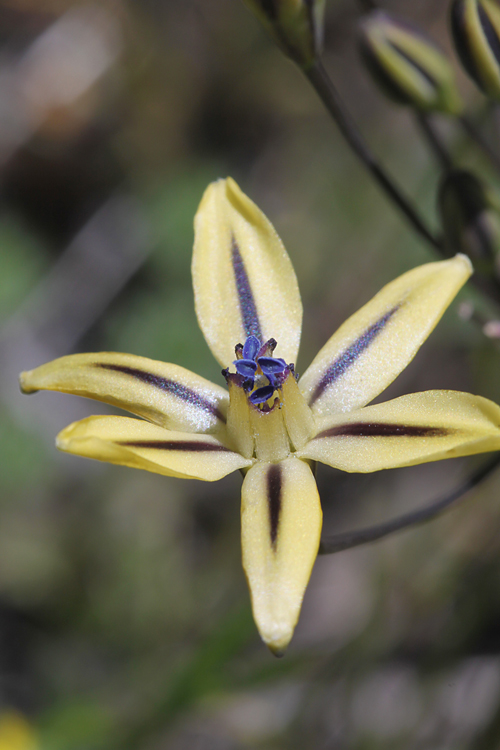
[
  {"left": 415, "top": 112, "right": 453, "bottom": 172},
  {"left": 319, "top": 454, "right": 500, "bottom": 555},
  {"left": 460, "top": 113, "right": 500, "bottom": 175},
  {"left": 413, "top": 113, "right": 500, "bottom": 308},
  {"left": 305, "top": 61, "right": 444, "bottom": 253}
]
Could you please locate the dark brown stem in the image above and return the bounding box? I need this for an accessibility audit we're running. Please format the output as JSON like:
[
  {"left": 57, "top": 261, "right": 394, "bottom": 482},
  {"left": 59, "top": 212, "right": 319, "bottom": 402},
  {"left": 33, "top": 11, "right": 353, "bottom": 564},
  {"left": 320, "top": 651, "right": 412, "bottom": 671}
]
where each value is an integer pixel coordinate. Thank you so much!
[
  {"left": 305, "top": 61, "right": 444, "bottom": 253},
  {"left": 319, "top": 455, "right": 500, "bottom": 555}
]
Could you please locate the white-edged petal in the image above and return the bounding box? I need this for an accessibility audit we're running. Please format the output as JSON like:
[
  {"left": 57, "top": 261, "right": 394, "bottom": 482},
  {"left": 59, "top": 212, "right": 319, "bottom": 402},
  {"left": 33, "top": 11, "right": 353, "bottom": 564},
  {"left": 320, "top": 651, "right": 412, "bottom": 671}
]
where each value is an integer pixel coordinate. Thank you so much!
[
  {"left": 241, "top": 457, "right": 322, "bottom": 654},
  {"left": 298, "top": 390, "right": 500, "bottom": 472},
  {"left": 57, "top": 415, "right": 252, "bottom": 480},
  {"left": 193, "top": 178, "right": 302, "bottom": 367},
  {"left": 299, "top": 255, "right": 472, "bottom": 417},
  {"left": 20, "top": 352, "right": 228, "bottom": 435}
]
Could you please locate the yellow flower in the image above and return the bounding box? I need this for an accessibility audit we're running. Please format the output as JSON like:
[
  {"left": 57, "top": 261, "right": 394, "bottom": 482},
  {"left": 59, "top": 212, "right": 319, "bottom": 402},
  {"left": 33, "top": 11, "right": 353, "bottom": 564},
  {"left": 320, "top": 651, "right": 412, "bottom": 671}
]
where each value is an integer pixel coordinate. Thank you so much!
[{"left": 19, "top": 178, "right": 500, "bottom": 654}]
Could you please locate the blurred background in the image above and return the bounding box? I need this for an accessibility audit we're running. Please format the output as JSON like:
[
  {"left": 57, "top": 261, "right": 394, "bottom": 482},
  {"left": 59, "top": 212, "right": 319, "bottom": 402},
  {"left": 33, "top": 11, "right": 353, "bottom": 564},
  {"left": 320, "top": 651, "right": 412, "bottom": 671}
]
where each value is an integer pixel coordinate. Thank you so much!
[{"left": 2, "top": 0, "right": 500, "bottom": 747}]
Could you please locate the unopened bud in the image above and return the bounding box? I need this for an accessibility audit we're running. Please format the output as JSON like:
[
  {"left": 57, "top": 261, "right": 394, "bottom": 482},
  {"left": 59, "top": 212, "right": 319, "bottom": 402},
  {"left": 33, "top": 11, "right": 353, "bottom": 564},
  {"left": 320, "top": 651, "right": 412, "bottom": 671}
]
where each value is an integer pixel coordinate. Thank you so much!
[
  {"left": 439, "top": 170, "right": 500, "bottom": 277},
  {"left": 359, "top": 11, "right": 463, "bottom": 115},
  {"left": 451, "top": 0, "right": 500, "bottom": 99},
  {"left": 243, "top": 0, "right": 325, "bottom": 69}
]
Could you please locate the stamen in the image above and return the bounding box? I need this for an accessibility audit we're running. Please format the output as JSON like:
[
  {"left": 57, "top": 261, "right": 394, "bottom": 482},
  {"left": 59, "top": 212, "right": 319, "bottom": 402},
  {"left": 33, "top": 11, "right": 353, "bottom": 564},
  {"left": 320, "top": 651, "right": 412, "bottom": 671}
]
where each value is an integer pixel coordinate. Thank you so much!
[
  {"left": 257, "top": 357, "right": 287, "bottom": 372},
  {"left": 250, "top": 385, "right": 275, "bottom": 405},
  {"left": 234, "top": 359, "right": 258, "bottom": 380},
  {"left": 222, "top": 368, "right": 247, "bottom": 389},
  {"left": 230, "top": 336, "right": 292, "bottom": 408},
  {"left": 257, "top": 338, "right": 277, "bottom": 358},
  {"left": 243, "top": 335, "right": 261, "bottom": 360},
  {"left": 258, "top": 357, "right": 287, "bottom": 388}
]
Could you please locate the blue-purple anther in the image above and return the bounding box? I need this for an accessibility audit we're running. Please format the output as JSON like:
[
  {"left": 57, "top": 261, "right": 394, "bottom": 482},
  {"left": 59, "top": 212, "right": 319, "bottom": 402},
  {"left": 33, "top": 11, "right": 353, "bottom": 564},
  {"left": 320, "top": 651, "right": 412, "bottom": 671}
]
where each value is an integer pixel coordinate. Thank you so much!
[{"left": 233, "top": 335, "right": 289, "bottom": 405}]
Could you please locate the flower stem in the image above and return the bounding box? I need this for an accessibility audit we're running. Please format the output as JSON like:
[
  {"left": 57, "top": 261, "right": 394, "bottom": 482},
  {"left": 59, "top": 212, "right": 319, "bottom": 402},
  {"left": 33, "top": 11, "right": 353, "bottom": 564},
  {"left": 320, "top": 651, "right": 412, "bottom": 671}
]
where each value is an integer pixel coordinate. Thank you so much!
[
  {"left": 305, "top": 61, "right": 444, "bottom": 253},
  {"left": 413, "top": 113, "right": 500, "bottom": 307},
  {"left": 415, "top": 112, "right": 453, "bottom": 172},
  {"left": 460, "top": 113, "right": 500, "bottom": 175},
  {"left": 319, "top": 454, "right": 500, "bottom": 555}
]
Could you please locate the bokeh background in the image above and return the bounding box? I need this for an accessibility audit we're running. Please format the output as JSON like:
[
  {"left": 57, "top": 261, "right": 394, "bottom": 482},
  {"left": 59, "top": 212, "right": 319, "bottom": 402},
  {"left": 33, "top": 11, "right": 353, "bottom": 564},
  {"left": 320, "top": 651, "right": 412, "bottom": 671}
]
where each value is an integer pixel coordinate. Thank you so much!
[{"left": 2, "top": 0, "right": 500, "bottom": 747}]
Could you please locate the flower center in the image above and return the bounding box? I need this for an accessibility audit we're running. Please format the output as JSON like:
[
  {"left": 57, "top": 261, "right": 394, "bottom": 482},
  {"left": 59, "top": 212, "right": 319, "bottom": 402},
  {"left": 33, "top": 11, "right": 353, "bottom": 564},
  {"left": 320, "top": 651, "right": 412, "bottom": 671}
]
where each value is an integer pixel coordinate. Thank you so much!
[
  {"left": 230, "top": 335, "right": 291, "bottom": 407},
  {"left": 222, "top": 336, "right": 315, "bottom": 463}
]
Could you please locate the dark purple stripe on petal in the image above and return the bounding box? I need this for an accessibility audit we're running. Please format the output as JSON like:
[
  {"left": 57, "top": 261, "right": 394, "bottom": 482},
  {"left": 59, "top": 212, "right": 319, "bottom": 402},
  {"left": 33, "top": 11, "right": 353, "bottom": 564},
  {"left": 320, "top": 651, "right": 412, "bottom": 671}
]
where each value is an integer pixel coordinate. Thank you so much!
[
  {"left": 360, "top": 38, "right": 414, "bottom": 105},
  {"left": 389, "top": 41, "right": 438, "bottom": 88},
  {"left": 316, "top": 422, "right": 450, "bottom": 439},
  {"left": 309, "top": 305, "right": 399, "bottom": 406},
  {"left": 231, "top": 236, "right": 262, "bottom": 340},
  {"left": 478, "top": 4, "right": 500, "bottom": 68},
  {"left": 95, "top": 364, "right": 226, "bottom": 424},
  {"left": 267, "top": 463, "right": 282, "bottom": 550},
  {"left": 451, "top": 1, "right": 483, "bottom": 89},
  {"left": 119, "top": 440, "right": 231, "bottom": 452}
]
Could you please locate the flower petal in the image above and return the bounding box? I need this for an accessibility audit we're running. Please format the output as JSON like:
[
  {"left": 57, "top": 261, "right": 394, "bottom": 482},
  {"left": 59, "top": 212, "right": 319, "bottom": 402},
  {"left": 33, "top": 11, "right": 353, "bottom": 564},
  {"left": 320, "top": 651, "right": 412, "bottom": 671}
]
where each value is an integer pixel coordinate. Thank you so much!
[
  {"left": 57, "top": 416, "right": 252, "bottom": 480},
  {"left": 226, "top": 376, "right": 254, "bottom": 459},
  {"left": 280, "top": 368, "right": 316, "bottom": 450},
  {"left": 20, "top": 353, "right": 228, "bottom": 435},
  {"left": 241, "top": 457, "right": 322, "bottom": 655},
  {"left": 298, "top": 390, "right": 500, "bottom": 472},
  {"left": 192, "top": 178, "right": 302, "bottom": 367},
  {"left": 299, "top": 255, "right": 472, "bottom": 417}
]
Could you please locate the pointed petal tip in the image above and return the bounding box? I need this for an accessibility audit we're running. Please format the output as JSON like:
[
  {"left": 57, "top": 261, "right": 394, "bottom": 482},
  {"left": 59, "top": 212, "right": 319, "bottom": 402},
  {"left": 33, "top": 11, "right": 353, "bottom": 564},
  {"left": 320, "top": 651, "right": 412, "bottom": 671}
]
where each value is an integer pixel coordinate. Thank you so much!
[
  {"left": 55, "top": 418, "right": 86, "bottom": 452},
  {"left": 212, "top": 176, "right": 228, "bottom": 189},
  {"left": 454, "top": 252, "right": 473, "bottom": 275},
  {"left": 19, "top": 370, "right": 36, "bottom": 394},
  {"left": 205, "top": 176, "right": 234, "bottom": 197},
  {"left": 205, "top": 175, "right": 247, "bottom": 212},
  {"left": 262, "top": 626, "right": 292, "bottom": 657},
  {"left": 55, "top": 426, "right": 73, "bottom": 452}
]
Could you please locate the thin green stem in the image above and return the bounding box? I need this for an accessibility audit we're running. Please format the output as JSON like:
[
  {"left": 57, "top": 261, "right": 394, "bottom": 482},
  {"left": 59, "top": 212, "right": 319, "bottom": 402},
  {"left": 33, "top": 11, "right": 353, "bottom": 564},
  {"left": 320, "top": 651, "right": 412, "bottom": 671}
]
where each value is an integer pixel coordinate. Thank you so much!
[
  {"left": 460, "top": 113, "right": 500, "bottom": 175},
  {"left": 305, "top": 61, "right": 444, "bottom": 253},
  {"left": 319, "top": 454, "right": 500, "bottom": 555}
]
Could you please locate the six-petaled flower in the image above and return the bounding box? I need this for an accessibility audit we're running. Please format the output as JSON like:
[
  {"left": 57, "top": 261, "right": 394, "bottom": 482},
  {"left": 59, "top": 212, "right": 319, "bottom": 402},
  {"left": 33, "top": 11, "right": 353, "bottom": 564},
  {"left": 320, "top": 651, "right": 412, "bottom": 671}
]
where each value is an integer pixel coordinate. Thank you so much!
[{"left": 20, "top": 178, "right": 500, "bottom": 654}]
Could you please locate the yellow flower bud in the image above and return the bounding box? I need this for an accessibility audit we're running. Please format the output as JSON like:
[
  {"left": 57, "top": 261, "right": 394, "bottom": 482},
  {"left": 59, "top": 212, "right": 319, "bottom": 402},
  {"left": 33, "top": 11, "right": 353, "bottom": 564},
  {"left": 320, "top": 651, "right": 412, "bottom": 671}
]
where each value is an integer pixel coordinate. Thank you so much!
[
  {"left": 359, "top": 10, "right": 463, "bottom": 115},
  {"left": 243, "top": 0, "right": 325, "bottom": 69},
  {"left": 451, "top": 0, "right": 500, "bottom": 100}
]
